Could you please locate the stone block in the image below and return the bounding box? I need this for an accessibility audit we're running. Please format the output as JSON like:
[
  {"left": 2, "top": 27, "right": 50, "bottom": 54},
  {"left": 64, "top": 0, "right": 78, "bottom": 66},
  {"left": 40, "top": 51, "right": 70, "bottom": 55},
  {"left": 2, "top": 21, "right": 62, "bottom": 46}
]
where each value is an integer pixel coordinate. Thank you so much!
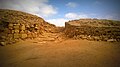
[
  {"left": 1, "top": 36, "right": 6, "bottom": 39},
  {"left": 27, "top": 31, "right": 31, "bottom": 33},
  {"left": 35, "top": 27, "right": 39, "bottom": 29},
  {"left": 8, "top": 34, "right": 13, "bottom": 38},
  {"left": 31, "top": 25, "right": 34, "bottom": 27},
  {"left": 36, "top": 30, "right": 40, "bottom": 33},
  {"left": 40, "top": 20, "right": 44, "bottom": 23},
  {"left": 20, "top": 30, "right": 25, "bottom": 34},
  {"left": 107, "top": 39, "right": 117, "bottom": 42},
  {"left": 13, "top": 24, "right": 17, "bottom": 25},
  {"left": 27, "top": 33, "right": 32, "bottom": 38},
  {"left": 21, "top": 25, "right": 26, "bottom": 30},
  {"left": 16, "top": 23, "right": 20, "bottom": 26},
  {"left": 8, "top": 27, "right": 13, "bottom": 30},
  {"left": 32, "top": 33, "right": 36, "bottom": 38},
  {"left": 0, "top": 42, "right": 6, "bottom": 46},
  {"left": 7, "top": 34, "right": 13, "bottom": 40},
  {"left": 8, "top": 23, "right": 13, "bottom": 27},
  {"left": 34, "top": 32, "right": 38, "bottom": 37},
  {"left": 14, "top": 30, "right": 19, "bottom": 33},
  {"left": 26, "top": 24, "right": 30, "bottom": 28},
  {"left": 21, "top": 34, "right": 27, "bottom": 39},
  {"left": 12, "top": 30, "right": 14, "bottom": 33},
  {"left": 13, "top": 34, "right": 20, "bottom": 39},
  {"left": 24, "top": 30, "right": 28, "bottom": 33},
  {"left": 35, "top": 24, "right": 39, "bottom": 27},
  {"left": 14, "top": 25, "right": 19, "bottom": 29},
  {"left": 93, "top": 36, "right": 100, "bottom": 41}
]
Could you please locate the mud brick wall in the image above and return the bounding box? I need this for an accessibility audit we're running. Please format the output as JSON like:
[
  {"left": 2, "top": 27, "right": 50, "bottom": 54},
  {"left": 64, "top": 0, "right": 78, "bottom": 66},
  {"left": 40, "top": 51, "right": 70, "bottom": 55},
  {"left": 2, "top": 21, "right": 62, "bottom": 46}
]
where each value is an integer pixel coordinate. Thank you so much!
[
  {"left": 0, "top": 22, "right": 43, "bottom": 45},
  {"left": 65, "top": 22, "right": 120, "bottom": 41}
]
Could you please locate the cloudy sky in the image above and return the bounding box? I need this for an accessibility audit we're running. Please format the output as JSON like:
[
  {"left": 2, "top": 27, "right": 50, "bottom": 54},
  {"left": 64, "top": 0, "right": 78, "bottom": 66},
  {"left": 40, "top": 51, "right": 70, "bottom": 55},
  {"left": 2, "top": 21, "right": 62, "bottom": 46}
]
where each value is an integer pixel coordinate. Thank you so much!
[{"left": 0, "top": 0, "right": 120, "bottom": 26}]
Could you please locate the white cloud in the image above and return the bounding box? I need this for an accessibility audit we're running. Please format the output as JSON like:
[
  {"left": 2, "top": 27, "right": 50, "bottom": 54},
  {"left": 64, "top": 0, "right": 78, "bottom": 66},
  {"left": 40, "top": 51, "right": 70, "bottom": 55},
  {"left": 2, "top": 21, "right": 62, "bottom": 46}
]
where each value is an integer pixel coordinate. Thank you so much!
[
  {"left": 94, "top": 1, "right": 101, "bottom": 5},
  {"left": 46, "top": 18, "right": 69, "bottom": 26},
  {"left": 0, "top": 0, "right": 57, "bottom": 17},
  {"left": 66, "top": 2, "right": 77, "bottom": 8},
  {"left": 65, "top": 12, "right": 88, "bottom": 19},
  {"left": 98, "top": 14, "right": 120, "bottom": 21}
]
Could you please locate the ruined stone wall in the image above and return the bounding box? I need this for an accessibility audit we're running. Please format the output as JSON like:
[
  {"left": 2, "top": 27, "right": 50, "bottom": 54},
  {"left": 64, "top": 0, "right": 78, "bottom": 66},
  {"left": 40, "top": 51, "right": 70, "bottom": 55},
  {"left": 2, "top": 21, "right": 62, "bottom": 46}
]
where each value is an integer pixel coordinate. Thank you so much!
[
  {"left": 65, "top": 22, "right": 120, "bottom": 41},
  {"left": 0, "top": 9, "right": 57, "bottom": 46},
  {"left": 0, "top": 22, "right": 43, "bottom": 45}
]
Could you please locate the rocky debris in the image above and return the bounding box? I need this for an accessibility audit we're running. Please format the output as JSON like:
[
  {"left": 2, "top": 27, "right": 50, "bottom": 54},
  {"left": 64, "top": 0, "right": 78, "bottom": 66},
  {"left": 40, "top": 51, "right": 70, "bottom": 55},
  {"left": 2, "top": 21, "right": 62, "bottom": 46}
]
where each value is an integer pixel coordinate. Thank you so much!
[
  {"left": 65, "top": 19, "right": 120, "bottom": 42},
  {"left": 0, "top": 42, "right": 6, "bottom": 46},
  {"left": 107, "top": 39, "right": 117, "bottom": 42},
  {"left": 42, "top": 38, "right": 55, "bottom": 41}
]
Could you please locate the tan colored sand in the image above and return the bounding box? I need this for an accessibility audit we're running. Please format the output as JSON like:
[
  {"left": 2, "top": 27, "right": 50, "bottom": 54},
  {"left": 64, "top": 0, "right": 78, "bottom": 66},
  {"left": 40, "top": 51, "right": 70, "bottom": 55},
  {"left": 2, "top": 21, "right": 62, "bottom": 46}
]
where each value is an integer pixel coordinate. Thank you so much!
[{"left": 0, "top": 38, "right": 120, "bottom": 67}]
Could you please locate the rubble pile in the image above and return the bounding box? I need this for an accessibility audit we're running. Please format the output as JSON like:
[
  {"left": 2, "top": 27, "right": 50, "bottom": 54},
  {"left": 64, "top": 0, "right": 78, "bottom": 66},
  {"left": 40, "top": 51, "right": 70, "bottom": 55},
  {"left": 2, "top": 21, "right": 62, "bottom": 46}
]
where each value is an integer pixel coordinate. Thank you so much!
[
  {"left": 0, "top": 9, "right": 55, "bottom": 46},
  {"left": 65, "top": 19, "right": 120, "bottom": 42}
]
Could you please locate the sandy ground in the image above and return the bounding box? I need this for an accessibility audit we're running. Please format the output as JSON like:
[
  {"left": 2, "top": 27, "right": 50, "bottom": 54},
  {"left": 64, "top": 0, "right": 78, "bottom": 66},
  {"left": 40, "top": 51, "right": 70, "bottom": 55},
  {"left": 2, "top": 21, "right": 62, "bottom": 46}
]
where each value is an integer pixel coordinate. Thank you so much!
[{"left": 0, "top": 35, "right": 120, "bottom": 67}]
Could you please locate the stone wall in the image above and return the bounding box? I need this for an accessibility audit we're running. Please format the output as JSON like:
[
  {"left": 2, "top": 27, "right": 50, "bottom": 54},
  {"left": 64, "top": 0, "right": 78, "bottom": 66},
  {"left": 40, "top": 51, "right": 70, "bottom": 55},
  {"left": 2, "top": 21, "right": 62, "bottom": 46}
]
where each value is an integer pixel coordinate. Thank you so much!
[
  {"left": 0, "top": 9, "right": 57, "bottom": 46},
  {"left": 65, "top": 21, "right": 120, "bottom": 41},
  {"left": 0, "top": 22, "right": 44, "bottom": 45}
]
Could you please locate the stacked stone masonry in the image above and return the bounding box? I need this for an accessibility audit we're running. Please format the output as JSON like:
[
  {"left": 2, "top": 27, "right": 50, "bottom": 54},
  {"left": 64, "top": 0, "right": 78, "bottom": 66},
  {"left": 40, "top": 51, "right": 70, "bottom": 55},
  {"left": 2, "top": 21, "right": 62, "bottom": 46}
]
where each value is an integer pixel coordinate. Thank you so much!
[
  {"left": 65, "top": 19, "right": 120, "bottom": 41},
  {"left": 0, "top": 22, "right": 43, "bottom": 45},
  {"left": 0, "top": 9, "right": 56, "bottom": 46}
]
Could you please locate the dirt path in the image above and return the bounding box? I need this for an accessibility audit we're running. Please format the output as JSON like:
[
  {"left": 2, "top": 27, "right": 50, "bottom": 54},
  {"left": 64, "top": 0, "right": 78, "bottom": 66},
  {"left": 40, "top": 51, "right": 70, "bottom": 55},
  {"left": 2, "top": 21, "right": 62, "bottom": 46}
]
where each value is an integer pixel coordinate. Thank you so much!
[{"left": 0, "top": 32, "right": 120, "bottom": 67}]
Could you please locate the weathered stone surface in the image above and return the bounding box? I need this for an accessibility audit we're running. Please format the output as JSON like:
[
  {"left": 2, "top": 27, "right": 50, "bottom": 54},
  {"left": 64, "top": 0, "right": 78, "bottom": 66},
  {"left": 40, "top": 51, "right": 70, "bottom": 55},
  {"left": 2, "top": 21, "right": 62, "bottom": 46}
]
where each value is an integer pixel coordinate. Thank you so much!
[
  {"left": 0, "top": 42, "right": 6, "bottom": 46},
  {"left": 93, "top": 36, "right": 101, "bottom": 41},
  {"left": 0, "top": 9, "right": 56, "bottom": 46},
  {"left": 20, "top": 30, "right": 25, "bottom": 34},
  {"left": 21, "top": 34, "right": 27, "bottom": 39},
  {"left": 14, "top": 25, "right": 19, "bottom": 29},
  {"left": 65, "top": 19, "right": 120, "bottom": 41},
  {"left": 8, "top": 27, "right": 13, "bottom": 30},
  {"left": 33, "top": 32, "right": 38, "bottom": 38},
  {"left": 8, "top": 23, "right": 13, "bottom": 27},
  {"left": 14, "top": 34, "right": 20, "bottom": 39},
  {"left": 12, "top": 30, "right": 15, "bottom": 33},
  {"left": 107, "top": 39, "right": 117, "bottom": 42},
  {"left": 14, "top": 30, "right": 19, "bottom": 33},
  {"left": 8, "top": 34, "right": 13, "bottom": 38},
  {"left": 1, "top": 36, "right": 6, "bottom": 39},
  {"left": 27, "top": 33, "right": 32, "bottom": 38},
  {"left": 21, "top": 25, "right": 26, "bottom": 30}
]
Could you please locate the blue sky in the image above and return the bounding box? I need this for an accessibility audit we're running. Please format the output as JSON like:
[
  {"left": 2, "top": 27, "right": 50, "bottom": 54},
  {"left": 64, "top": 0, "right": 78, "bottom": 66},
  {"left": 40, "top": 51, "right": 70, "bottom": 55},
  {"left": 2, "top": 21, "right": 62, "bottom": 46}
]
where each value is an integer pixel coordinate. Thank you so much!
[
  {"left": 47, "top": 0, "right": 120, "bottom": 19},
  {"left": 0, "top": 0, "right": 120, "bottom": 26}
]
